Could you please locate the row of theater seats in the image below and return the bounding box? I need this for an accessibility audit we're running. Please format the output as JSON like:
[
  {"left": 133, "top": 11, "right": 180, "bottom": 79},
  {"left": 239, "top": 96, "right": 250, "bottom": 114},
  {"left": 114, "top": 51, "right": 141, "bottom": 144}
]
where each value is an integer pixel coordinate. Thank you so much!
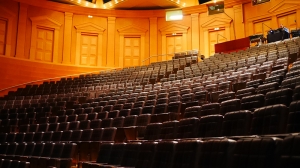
[
  {"left": 0, "top": 142, "right": 77, "bottom": 168},
  {"left": 0, "top": 159, "right": 30, "bottom": 168},
  {"left": 0, "top": 127, "right": 117, "bottom": 143},
  {"left": 81, "top": 135, "right": 300, "bottom": 168},
  {"left": 0, "top": 101, "right": 298, "bottom": 145}
]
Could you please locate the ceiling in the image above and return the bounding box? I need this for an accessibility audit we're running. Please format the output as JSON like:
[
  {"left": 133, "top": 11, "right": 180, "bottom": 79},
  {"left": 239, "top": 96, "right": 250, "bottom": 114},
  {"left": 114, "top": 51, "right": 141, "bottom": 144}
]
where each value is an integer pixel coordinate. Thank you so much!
[{"left": 48, "top": 0, "right": 205, "bottom": 10}]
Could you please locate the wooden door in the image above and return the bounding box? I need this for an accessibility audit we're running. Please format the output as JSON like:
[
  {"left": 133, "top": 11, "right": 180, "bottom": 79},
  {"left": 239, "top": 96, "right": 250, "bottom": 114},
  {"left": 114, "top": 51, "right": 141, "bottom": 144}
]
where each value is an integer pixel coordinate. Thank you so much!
[
  {"left": 81, "top": 34, "right": 98, "bottom": 66},
  {"left": 254, "top": 20, "right": 271, "bottom": 37},
  {"left": 0, "top": 19, "right": 6, "bottom": 55},
  {"left": 166, "top": 35, "right": 183, "bottom": 60},
  {"left": 278, "top": 13, "right": 297, "bottom": 31},
  {"left": 209, "top": 30, "right": 226, "bottom": 56},
  {"left": 124, "top": 37, "right": 141, "bottom": 67},
  {"left": 35, "top": 28, "right": 54, "bottom": 62}
]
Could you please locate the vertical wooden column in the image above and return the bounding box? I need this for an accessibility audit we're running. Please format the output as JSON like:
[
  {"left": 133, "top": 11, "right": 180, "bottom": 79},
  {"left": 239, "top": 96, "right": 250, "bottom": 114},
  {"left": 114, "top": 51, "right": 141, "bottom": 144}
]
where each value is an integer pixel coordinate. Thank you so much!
[
  {"left": 191, "top": 13, "right": 200, "bottom": 51},
  {"left": 107, "top": 17, "right": 116, "bottom": 67},
  {"left": 233, "top": 4, "right": 245, "bottom": 39},
  {"left": 149, "top": 17, "right": 158, "bottom": 63},
  {"left": 62, "top": 12, "right": 73, "bottom": 64},
  {"left": 15, "top": 3, "right": 28, "bottom": 58}
]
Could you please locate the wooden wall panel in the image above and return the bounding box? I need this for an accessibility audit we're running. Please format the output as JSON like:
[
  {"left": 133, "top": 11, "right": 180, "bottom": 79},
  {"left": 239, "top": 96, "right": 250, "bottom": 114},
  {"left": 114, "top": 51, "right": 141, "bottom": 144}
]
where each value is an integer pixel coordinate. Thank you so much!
[{"left": 0, "top": 0, "right": 300, "bottom": 90}]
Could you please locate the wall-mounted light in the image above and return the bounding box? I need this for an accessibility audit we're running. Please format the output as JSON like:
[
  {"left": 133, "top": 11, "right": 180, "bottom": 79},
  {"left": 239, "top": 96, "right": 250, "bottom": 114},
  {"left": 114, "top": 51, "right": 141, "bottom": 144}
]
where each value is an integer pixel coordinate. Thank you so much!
[
  {"left": 88, "top": 15, "right": 93, "bottom": 18},
  {"left": 214, "top": 27, "right": 220, "bottom": 30},
  {"left": 166, "top": 10, "right": 183, "bottom": 21}
]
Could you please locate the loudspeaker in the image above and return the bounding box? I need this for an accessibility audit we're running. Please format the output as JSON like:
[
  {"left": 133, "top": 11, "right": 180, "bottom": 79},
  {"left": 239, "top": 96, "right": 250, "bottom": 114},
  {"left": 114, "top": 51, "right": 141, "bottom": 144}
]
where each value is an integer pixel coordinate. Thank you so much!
[{"left": 199, "top": 0, "right": 211, "bottom": 4}]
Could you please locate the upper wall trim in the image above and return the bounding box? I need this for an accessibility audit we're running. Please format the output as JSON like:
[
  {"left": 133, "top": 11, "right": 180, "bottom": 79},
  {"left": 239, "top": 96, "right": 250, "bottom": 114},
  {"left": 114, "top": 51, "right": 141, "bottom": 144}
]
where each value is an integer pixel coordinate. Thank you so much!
[
  {"left": 118, "top": 25, "right": 148, "bottom": 35},
  {"left": 159, "top": 24, "right": 190, "bottom": 35},
  {"left": 74, "top": 22, "right": 106, "bottom": 34},
  {"left": 30, "top": 16, "right": 62, "bottom": 29},
  {"left": 201, "top": 17, "right": 232, "bottom": 29},
  {"left": 268, "top": 0, "right": 300, "bottom": 13}
]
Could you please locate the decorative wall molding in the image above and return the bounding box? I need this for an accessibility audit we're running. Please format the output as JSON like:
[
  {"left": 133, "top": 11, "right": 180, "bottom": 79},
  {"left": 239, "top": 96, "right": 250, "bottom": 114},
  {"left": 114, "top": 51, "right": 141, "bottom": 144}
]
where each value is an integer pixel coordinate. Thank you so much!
[
  {"left": 201, "top": 17, "right": 232, "bottom": 29},
  {"left": 268, "top": 0, "right": 300, "bottom": 13}
]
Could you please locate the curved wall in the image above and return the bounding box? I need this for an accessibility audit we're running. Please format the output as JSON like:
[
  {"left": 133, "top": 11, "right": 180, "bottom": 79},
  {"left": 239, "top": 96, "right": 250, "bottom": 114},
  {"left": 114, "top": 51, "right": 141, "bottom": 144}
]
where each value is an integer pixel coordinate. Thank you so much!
[{"left": 0, "top": 0, "right": 300, "bottom": 90}]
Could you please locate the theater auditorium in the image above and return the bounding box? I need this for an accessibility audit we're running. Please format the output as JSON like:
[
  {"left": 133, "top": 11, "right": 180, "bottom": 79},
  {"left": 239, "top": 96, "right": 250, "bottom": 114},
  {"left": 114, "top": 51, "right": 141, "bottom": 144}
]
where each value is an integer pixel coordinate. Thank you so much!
[{"left": 0, "top": 0, "right": 300, "bottom": 167}]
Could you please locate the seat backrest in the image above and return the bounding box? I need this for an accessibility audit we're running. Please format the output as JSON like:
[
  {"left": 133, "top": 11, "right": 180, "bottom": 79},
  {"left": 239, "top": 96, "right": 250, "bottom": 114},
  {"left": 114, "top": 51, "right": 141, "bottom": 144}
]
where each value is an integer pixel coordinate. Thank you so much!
[
  {"left": 80, "top": 129, "right": 93, "bottom": 141},
  {"left": 220, "top": 99, "right": 241, "bottom": 115},
  {"left": 121, "top": 142, "right": 142, "bottom": 167},
  {"left": 90, "top": 128, "right": 104, "bottom": 141},
  {"left": 232, "top": 137, "right": 282, "bottom": 168},
  {"left": 135, "top": 142, "right": 158, "bottom": 168},
  {"left": 70, "top": 130, "right": 82, "bottom": 141},
  {"left": 218, "top": 92, "right": 235, "bottom": 103},
  {"left": 286, "top": 100, "right": 300, "bottom": 133},
  {"left": 200, "top": 103, "right": 220, "bottom": 117},
  {"left": 277, "top": 135, "right": 300, "bottom": 168},
  {"left": 42, "top": 131, "right": 53, "bottom": 142},
  {"left": 222, "top": 110, "right": 252, "bottom": 136},
  {"left": 198, "top": 115, "right": 223, "bottom": 137},
  {"left": 136, "top": 114, "right": 151, "bottom": 126},
  {"left": 112, "top": 117, "right": 125, "bottom": 128},
  {"left": 122, "top": 115, "right": 137, "bottom": 127},
  {"left": 236, "top": 87, "right": 256, "bottom": 99},
  {"left": 99, "top": 127, "right": 117, "bottom": 141},
  {"left": 251, "top": 104, "right": 288, "bottom": 135},
  {"left": 198, "top": 139, "right": 236, "bottom": 168},
  {"left": 51, "top": 131, "right": 63, "bottom": 142},
  {"left": 265, "top": 88, "right": 293, "bottom": 106},
  {"left": 177, "top": 117, "right": 200, "bottom": 139},
  {"left": 151, "top": 141, "right": 177, "bottom": 168},
  {"left": 90, "top": 119, "right": 102, "bottom": 129},
  {"left": 144, "top": 123, "right": 162, "bottom": 140},
  {"left": 184, "top": 106, "right": 202, "bottom": 118},
  {"left": 173, "top": 140, "right": 203, "bottom": 168},
  {"left": 240, "top": 94, "right": 265, "bottom": 111},
  {"left": 142, "top": 105, "right": 155, "bottom": 114},
  {"left": 96, "top": 143, "right": 114, "bottom": 164},
  {"left": 107, "top": 143, "right": 126, "bottom": 165},
  {"left": 61, "top": 130, "right": 72, "bottom": 141}
]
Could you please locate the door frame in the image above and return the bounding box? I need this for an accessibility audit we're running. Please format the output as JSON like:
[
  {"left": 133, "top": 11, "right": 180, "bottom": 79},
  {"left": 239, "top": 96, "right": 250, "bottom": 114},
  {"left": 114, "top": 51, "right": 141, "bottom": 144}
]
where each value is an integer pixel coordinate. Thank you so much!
[
  {"left": 123, "top": 37, "right": 141, "bottom": 67},
  {"left": 118, "top": 25, "right": 147, "bottom": 68}
]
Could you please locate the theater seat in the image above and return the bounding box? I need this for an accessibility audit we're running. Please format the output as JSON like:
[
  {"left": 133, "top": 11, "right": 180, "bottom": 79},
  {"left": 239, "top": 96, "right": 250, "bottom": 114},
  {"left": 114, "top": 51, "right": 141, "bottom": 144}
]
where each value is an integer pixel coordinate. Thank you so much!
[
  {"left": 232, "top": 137, "right": 282, "bottom": 168},
  {"left": 176, "top": 117, "right": 199, "bottom": 139},
  {"left": 220, "top": 99, "right": 241, "bottom": 115},
  {"left": 151, "top": 141, "right": 177, "bottom": 168},
  {"left": 265, "top": 88, "right": 293, "bottom": 106},
  {"left": 277, "top": 135, "right": 300, "bottom": 168},
  {"left": 198, "top": 115, "right": 223, "bottom": 137},
  {"left": 286, "top": 100, "right": 300, "bottom": 133},
  {"left": 240, "top": 94, "right": 265, "bottom": 112},
  {"left": 135, "top": 142, "right": 157, "bottom": 168},
  {"left": 173, "top": 140, "right": 202, "bottom": 168},
  {"left": 198, "top": 138, "right": 236, "bottom": 168},
  {"left": 235, "top": 87, "right": 256, "bottom": 99},
  {"left": 250, "top": 104, "right": 288, "bottom": 135},
  {"left": 221, "top": 110, "right": 252, "bottom": 136},
  {"left": 200, "top": 103, "right": 220, "bottom": 117}
]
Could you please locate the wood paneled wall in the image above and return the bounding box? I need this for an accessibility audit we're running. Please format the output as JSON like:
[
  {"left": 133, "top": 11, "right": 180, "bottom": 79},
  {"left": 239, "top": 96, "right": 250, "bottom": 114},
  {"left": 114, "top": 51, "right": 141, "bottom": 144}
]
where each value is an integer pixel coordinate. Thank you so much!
[{"left": 0, "top": 0, "right": 300, "bottom": 89}]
